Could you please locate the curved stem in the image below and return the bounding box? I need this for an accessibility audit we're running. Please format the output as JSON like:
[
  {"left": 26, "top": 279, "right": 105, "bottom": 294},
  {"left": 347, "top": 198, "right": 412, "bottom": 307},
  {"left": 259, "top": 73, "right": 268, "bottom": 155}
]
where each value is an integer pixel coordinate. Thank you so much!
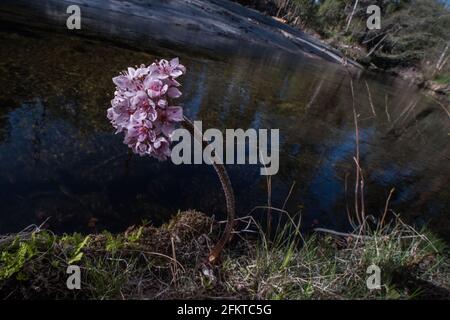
[{"left": 182, "top": 117, "right": 235, "bottom": 264}]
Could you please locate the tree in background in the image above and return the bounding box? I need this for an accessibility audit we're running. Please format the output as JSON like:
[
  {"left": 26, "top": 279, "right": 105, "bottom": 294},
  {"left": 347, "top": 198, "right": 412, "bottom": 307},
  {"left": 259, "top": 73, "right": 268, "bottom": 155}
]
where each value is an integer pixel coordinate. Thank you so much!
[{"left": 234, "top": 0, "right": 450, "bottom": 85}]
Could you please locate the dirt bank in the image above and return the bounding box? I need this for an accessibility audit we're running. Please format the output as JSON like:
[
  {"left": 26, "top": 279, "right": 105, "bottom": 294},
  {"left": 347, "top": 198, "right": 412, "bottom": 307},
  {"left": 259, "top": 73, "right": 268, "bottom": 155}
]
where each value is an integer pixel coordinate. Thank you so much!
[{"left": 1, "top": 211, "right": 449, "bottom": 299}]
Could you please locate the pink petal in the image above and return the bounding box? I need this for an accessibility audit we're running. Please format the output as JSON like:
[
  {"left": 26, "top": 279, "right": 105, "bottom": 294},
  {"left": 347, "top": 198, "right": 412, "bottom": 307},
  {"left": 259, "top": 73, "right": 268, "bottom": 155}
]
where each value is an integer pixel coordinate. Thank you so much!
[
  {"left": 170, "top": 69, "right": 183, "bottom": 78},
  {"left": 166, "top": 106, "right": 183, "bottom": 122},
  {"left": 143, "top": 75, "right": 156, "bottom": 89},
  {"left": 158, "top": 99, "right": 168, "bottom": 108},
  {"left": 167, "top": 87, "right": 182, "bottom": 98},
  {"left": 170, "top": 57, "right": 179, "bottom": 67},
  {"left": 113, "top": 75, "right": 132, "bottom": 90},
  {"left": 127, "top": 67, "right": 136, "bottom": 77},
  {"left": 161, "top": 122, "right": 175, "bottom": 137}
]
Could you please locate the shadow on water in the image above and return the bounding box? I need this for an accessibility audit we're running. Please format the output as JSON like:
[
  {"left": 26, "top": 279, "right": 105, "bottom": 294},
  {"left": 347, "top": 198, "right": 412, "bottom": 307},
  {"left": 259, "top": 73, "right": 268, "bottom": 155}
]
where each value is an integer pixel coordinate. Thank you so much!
[{"left": 0, "top": 9, "right": 449, "bottom": 240}]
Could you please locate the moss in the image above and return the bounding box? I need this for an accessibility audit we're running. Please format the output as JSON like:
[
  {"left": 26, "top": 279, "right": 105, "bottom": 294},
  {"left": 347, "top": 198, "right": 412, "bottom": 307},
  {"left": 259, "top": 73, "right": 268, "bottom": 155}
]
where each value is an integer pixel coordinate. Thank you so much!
[
  {"left": 0, "top": 211, "right": 448, "bottom": 299},
  {"left": 0, "top": 240, "right": 37, "bottom": 280}
]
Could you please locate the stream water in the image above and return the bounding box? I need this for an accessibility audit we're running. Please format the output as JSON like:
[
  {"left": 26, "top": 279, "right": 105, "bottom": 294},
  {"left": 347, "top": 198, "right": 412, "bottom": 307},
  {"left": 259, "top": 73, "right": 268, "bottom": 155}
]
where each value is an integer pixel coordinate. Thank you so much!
[{"left": 0, "top": 7, "right": 449, "bottom": 239}]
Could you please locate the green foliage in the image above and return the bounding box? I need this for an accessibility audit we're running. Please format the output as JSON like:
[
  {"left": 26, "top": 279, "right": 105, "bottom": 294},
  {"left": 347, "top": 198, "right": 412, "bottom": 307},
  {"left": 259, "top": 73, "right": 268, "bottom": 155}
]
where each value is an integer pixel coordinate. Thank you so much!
[
  {"left": 221, "top": 215, "right": 449, "bottom": 299},
  {"left": 104, "top": 232, "right": 123, "bottom": 254},
  {"left": 367, "top": 0, "right": 450, "bottom": 69},
  {"left": 0, "top": 237, "right": 37, "bottom": 280},
  {"left": 84, "top": 256, "right": 132, "bottom": 299},
  {"left": 0, "top": 212, "right": 448, "bottom": 299},
  {"left": 291, "top": 0, "right": 319, "bottom": 27},
  {"left": 247, "top": 0, "right": 449, "bottom": 72},
  {"left": 126, "top": 226, "right": 144, "bottom": 243},
  {"left": 317, "top": 0, "right": 348, "bottom": 32},
  {"left": 67, "top": 236, "right": 90, "bottom": 265}
]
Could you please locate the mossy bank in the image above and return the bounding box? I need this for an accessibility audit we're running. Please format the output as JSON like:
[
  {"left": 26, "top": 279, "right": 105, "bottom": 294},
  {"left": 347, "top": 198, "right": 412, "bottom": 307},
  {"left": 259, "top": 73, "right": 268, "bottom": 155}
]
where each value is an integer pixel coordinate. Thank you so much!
[{"left": 0, "top": 210, "right": 449, "bottom": 299}]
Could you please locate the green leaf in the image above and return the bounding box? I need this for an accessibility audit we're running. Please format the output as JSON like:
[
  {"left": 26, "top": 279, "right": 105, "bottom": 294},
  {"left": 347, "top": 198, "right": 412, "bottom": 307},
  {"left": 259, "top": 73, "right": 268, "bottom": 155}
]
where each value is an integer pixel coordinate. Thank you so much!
[
  {"left": 68, "top": 252, "right": 84, "bottom": 265},
  {"left": 67, "top": 235, "right": 90, "bottom": 264}
]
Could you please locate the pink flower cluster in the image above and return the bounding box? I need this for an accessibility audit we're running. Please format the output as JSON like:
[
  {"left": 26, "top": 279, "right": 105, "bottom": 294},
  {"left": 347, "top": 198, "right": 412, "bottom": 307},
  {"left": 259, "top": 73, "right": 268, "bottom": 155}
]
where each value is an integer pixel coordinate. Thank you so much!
[{"left": 107, "top": 58, "right": 186, "bottom": 160}]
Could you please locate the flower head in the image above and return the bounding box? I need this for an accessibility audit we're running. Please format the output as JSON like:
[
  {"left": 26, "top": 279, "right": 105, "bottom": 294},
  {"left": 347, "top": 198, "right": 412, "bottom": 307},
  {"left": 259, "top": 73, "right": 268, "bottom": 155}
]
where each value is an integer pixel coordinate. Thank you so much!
[{"left": 107, "top": 58, "right": 186, "bottom": 160}]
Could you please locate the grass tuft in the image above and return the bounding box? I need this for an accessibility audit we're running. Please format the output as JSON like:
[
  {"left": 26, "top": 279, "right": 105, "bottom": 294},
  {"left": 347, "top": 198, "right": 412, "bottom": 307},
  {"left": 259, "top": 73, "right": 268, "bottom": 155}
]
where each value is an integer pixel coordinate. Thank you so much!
[{"left": 0, "top": 211, "right": 448, "bottom": 299}]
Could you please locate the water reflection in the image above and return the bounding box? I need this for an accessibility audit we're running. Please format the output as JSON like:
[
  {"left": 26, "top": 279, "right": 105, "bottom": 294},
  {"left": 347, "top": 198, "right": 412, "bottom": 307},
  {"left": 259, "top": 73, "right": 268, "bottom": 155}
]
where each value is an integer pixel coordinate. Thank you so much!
[{"left": 0, "top": 24, "right": 448, "bottom": 240}]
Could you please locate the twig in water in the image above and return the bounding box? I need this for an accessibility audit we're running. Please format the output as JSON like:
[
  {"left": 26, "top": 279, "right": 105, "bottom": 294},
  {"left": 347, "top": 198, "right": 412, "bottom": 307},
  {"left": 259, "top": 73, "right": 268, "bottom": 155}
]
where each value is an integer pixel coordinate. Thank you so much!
[
  {"left": 349, "top": 78, "right": 363, "bottom": 227},
  {"left": 385, "top": 94, "right": 391, "bottom": 122},
  {"left": 365, "top": 81, "right": 376, "bottom": 116},
  {"left": 306, "top": 80, "right": 324, "bottom": 110},
  {"left": 353, "top": 157, "right": 366, "bottom": 227},
  {"left": 345, "top": 173, "right": 357, "bottom": 230},
  {"left": 391, "top": 99, "right": 418, "bottom": 127}
]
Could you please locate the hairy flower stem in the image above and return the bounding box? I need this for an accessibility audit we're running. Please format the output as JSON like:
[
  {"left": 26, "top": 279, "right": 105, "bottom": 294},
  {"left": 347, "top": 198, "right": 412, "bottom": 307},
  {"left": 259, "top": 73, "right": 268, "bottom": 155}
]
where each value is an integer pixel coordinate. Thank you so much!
[{"left": 182, "top": 116, "right": 235, "bottom": 265}]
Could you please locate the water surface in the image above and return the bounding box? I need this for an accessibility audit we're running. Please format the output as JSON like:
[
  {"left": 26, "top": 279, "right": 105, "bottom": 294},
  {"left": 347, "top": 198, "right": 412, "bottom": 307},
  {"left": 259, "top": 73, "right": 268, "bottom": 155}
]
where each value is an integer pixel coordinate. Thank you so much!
[{"left": 0, "top": 20, "right": 449, "bottom": 239}]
